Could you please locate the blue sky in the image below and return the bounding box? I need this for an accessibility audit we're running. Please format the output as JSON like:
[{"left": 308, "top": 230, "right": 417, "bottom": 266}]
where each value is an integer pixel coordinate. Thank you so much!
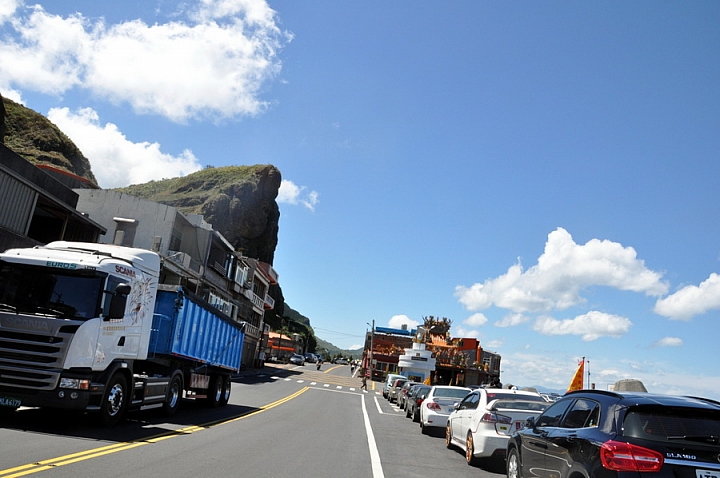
[{"left": 1, "top": 1, "right": 719, "bottom": 396}]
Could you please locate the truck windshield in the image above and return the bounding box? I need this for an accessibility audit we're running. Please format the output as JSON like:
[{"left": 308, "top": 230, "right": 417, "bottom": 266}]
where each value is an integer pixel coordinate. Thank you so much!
[{"left": 0, "top": 261, "right": 105, "bottom": 320}]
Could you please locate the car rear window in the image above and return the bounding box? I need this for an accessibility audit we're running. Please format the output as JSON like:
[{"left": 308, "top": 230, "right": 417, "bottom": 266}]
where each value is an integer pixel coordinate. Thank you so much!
[
  {"left": 486, "top": 392, "right": 547, "bottom": 403},
  {"left": 434, "top": 387, "right": 471, "bottom": 399},
  {"left": 622, "top": 407, "right": 720, "bottom": 445},
  {"left": 493, "top": 400, "right": 548, "bottom": 412}
]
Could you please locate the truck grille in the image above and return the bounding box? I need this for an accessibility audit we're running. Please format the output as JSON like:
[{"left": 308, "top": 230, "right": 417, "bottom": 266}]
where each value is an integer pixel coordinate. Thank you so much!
[{"left": 0, "top": 325, "right": 75, "bottom": 390}]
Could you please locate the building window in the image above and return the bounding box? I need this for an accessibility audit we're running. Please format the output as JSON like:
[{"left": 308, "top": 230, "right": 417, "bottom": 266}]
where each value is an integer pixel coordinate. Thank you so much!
[{"left": 112, "top": 217, "right": 137, "bottom": 247}]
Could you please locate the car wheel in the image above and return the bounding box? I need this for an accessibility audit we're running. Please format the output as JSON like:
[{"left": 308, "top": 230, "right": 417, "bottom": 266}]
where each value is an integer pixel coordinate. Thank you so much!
[
  {"left": 421, "top": 422, "right": 428, "bottom": 435},
  {"left": 445, "top": 423, "right": 453, "bottom": 449},
  {"left": 466, "top": 431, "right": 480, "bottom": 466},
  {"left": 507, "top": 448, "right": 521, "bottom": 478}
]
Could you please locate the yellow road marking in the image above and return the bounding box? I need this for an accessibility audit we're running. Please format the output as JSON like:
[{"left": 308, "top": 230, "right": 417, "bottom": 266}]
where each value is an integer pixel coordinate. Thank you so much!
[{"left": 0, "top": 387, "right": 309, "bottom": 477}]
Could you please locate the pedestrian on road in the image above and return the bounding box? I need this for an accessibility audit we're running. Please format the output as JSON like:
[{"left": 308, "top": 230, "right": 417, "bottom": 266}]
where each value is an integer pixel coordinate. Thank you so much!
[{"left": 361, "top": 374, "right": 367, "bottom": 390}]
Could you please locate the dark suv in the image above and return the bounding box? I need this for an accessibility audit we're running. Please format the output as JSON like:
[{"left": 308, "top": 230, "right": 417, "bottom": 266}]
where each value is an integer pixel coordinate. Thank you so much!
[{"left": 507, "top": 389, "right": 720, "bottom": 478}]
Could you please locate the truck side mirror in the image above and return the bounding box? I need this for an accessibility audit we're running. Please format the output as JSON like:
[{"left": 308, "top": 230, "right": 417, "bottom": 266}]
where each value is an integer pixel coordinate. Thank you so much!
[{"left": 106, "top": 283, "right": 131, "bottom": 320}]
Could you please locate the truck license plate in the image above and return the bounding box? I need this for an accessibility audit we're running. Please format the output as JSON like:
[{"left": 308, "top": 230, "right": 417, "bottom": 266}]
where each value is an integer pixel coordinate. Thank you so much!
[
  {"left": 0, "top": 396, "right": 21, "bottom": 408},
  {"left": 697, "top": 470, "right": 720, "bottom": 478}
]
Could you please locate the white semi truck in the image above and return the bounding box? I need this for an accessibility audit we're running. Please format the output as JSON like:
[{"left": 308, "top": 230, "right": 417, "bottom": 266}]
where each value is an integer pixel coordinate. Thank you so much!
[{"left": 0, "top": 241, "right": 245, "bottom": 426}]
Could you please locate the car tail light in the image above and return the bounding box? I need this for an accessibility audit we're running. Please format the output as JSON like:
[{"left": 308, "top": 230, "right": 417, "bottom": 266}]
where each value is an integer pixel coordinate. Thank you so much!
[
  {"left": 481, "top": 412, "right": 512, "bottom": 424},
  {"left": 600, "top": 440, "right": 664, "bottom": 472},
  {"left": 426, "top": 401, "right": 441, "bottom": 411}
]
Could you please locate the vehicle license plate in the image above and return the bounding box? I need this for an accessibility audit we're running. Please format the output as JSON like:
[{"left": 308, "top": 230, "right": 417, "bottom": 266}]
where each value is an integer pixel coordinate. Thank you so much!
[
  {"left": 497, "top": 424, "right": 511, "bottom": 435},
  {"left": 696, "top": 470, "right": 720, "bottom": 478},
  {"left": 0, "top": 396, "right": 21, "bottom": 408}
]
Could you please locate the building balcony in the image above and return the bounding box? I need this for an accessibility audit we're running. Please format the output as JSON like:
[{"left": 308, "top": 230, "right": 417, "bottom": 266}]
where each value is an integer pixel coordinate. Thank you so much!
[
  {"left": 264, "top": 293, "right": 275, "bottom": 310},
  {"left": 241, "top": 321, "right": 261, "bottom": 340},
  {"left": 244, "top": 289, "right": 264, "bottom": 310}
]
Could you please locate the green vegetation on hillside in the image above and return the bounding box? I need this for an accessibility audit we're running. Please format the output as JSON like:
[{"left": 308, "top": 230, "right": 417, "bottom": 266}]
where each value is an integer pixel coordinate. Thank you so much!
[
  {"left": 115, "top": 164, "right": 270, "bottom": 208},
  {"left": 2, "top": 97, "right": 97, "bottom": 183}
]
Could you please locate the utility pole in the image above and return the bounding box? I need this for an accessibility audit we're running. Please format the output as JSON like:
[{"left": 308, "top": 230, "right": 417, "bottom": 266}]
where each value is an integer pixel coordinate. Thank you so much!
[{"left": 366, "top": 320, "right": 375, "bottom": 380}]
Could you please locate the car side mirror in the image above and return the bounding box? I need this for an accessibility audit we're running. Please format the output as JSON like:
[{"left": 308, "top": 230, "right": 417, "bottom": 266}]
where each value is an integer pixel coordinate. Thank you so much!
[{"left": 525, "top": 416, "right": 536, "bottom": 429}]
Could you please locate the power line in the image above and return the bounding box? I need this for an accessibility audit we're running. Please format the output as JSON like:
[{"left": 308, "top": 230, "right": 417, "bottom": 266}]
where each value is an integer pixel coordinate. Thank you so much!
[{"left": 313, "top": 327, "right": 365, "bottom": 338}]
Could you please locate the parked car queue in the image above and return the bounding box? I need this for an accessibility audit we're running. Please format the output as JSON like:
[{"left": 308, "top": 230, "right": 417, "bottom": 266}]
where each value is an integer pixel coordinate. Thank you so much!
[{"left": 379, "top": 375, "right": 720, "bottom": 478}]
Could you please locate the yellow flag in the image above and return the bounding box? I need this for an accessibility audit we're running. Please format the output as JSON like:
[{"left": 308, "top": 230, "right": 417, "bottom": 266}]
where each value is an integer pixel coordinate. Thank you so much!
[
  {"left": 566, "top": 358, "right": 584, "bottom": 393},
  {"left": 423, "top": 376, "right": 432, "bottom": 385}
]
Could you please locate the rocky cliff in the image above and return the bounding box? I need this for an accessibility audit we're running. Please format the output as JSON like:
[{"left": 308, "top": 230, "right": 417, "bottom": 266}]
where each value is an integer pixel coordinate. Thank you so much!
[
  {"left": 1, "top": 96, "right": 97, "bottom": 184},
  {"left": 0, "top": 95, "right": 281, "bottom": 265},
  {"left": 116, "top": 165, "right": 282, "bottom": 264}
]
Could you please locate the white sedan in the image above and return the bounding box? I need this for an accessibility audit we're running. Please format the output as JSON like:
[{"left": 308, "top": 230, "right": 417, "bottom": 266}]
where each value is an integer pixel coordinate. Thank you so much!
[
  {"left": 419, "top": 385, "right": 472, "bottom": 434},
  {"left": 445, "top": 388, "right": 548, "bottom": 466}
]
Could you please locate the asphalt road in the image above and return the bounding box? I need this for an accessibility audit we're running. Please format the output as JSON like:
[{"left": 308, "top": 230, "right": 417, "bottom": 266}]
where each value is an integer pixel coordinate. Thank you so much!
[{"left": 0, "top": 363, "right": 506, "bottom": 478}]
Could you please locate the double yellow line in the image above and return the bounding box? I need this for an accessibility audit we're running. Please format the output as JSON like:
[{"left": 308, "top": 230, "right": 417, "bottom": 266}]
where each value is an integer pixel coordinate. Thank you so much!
[{"left": 0, "top": 387, "right": 309, "bottom": 478}]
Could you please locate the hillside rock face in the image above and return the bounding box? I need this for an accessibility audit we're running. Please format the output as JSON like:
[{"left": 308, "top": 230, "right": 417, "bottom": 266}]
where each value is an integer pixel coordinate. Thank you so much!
[
  {"left": 1, "top": 96, "right": 97, "bottom": 184},
  {"left": 0, "top": 95, "right": 281, "bottom": 265},
  {"left": 115, "top": 165, "right": 281, "bottom": 264},
  {"left": 0, "top": 93, "right": 5, "bottom": 143}
]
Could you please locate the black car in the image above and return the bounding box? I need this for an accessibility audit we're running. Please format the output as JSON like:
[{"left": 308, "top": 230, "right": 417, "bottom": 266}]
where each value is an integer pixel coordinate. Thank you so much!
[
  {"left": 406, "top": 385, "right": 432, "bottom": 422},
  {"left": 507, "top": 389, "right": 720, "bottom": 478}
]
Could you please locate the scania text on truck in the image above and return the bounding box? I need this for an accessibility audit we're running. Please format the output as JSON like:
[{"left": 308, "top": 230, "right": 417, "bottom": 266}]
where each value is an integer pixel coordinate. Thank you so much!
[{"left": 0, "top": 241, "right": 244, "bottom": 426}]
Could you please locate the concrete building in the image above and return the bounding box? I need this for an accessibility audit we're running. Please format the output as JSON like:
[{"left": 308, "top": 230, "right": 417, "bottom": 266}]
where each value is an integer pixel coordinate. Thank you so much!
[
  {"left": 0, "top": 144, "right": 105, "bottom": 251},
  {"left": 74, "top": 189, "right": 278, "bottom": 369}
]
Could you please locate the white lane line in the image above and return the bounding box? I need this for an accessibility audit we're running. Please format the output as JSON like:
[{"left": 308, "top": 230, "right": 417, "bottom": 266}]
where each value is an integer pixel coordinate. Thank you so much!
[
  {"left": 361, "top": 395, "right": 385, "bottom": 478},
  {"left": 373, "top": 395, "right": 383, "bottom": 414}
]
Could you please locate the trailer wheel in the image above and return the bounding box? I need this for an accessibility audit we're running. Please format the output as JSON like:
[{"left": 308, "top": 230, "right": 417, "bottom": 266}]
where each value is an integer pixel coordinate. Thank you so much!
[
  {"left": 219, "top": 375, "right": 231, "bottom": 406},
  {"left": 99, "top": 373, "right": 127, "bottom": 427},
  {"left": 206, "top": 374, "right": 223, "bottom": 408},
  {"left": 162, "top": 373, "right": 183, "bottom": 416}
]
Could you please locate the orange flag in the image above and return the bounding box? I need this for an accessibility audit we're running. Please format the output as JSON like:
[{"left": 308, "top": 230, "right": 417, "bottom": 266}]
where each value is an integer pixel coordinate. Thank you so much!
[{"left": 566, "top": 358, "right": 584, "bottom": 393}]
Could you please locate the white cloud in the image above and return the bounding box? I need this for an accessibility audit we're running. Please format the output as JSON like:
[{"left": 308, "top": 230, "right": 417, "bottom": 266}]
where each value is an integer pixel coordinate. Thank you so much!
[
  {"left": 455, "top": 228, "right": 668, "bottom": 313},
  {"left": 651, "top": 337, "right": 683, "bottom": 348},
  {"left": 387, "top": 314, "right": 419, "bottom": 330},
  {"left": 495, "top": 312, "right": 529, "bottom": 328},
  {"left": 451, "top": 325, "right": 479, "bottom": 340},
  {"left": 533, "top": 311, "right": 632, "bottom": 341},
  {"left": 0, "top": 0, "right": 291, "bottom": 122},
  {"left": 277, "top": 179, "right": 319, "bottom": 211},
  {"left": 48, "top": 107, "right": 202, "bottom": 188},
  {"left": 501, "top": 353, "right": 720, "bottom": 398},
  {"left": 483, "top": 339, "right": 503, "bottom": 349},
  {"left": 464, "top": 312, "right": 488, "bottom": 327},
  {"left": 654, "top": 273, "right": 720, "bottom": 320},
  {"left": 0, "top": 0, "right": 19, "bottom": 22},
  {"left": 348, "top": 343, "right": 363, "bottom": 351}
]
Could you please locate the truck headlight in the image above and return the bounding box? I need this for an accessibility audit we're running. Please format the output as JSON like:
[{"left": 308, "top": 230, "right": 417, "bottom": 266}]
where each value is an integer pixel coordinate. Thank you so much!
[{"left": 59, "top": 378, "right": 90, "bottom": 390}]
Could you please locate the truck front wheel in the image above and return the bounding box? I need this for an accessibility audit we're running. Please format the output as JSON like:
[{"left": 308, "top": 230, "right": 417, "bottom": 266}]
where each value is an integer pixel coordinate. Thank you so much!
[{"left": 99, "top": 374, "right": 128, "bottom": 426}]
